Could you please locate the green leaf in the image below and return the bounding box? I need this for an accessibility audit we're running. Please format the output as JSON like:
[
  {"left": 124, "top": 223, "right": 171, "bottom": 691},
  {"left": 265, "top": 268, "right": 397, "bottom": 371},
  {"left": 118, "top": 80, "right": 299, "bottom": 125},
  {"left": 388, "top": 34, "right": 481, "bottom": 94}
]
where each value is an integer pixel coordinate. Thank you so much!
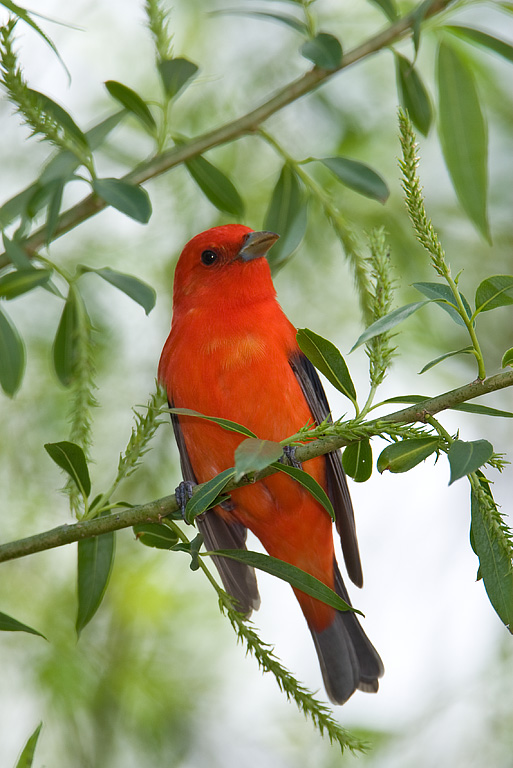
[
  {"left": 320, "top": 157, "right": 389, "bottom": 203},
  {"left": 383, "top": 395, "right": 513, "bottom": 419},
  {"left": 394, "top": 53, "right": 432, "bottom": 137},
  {"left": 377, "top": 437, "right": 440, "bottom": 474},
  {"left": 92, "top": 178, "right": 152, "bottom": 223},
  {"left": 470, "top": 476, "right": 513, "bottom": 632},
  {"left": 185, "top": 155, "right": 244, "bottom": 217},
  {"left": 52, "top": 286, "right": 83, "bottom": 386},
  {"left": 45, "top": 178, "right": 65, "bottom": 243},
  {"left": 297, "top": 328, "right": 356, "bottom": 403},
  {"left": 475, "top": 275, "right": 513, "bottom": 313},
  {"left": 158, "top": 57, "right": 199, "bottom": 98},
  {"left": 2, "top": 234, "right": 33, "bottom": 269},
  {"left": 300, "top": 33, "right": 343, "bottom": 69},
  {"left": 166, "top": 407, "right": 257, "bottom": 437},
  {"left": 0, "top": 611, "right": 45, "bottom": 638},
  {"left": 0, "top": 268, "right": 51, "bottom": 299},
  {"left": 209, "top": 549, "right": 360, "bottom": 613},
  {"left": 446, "top": 25, "right": 513, "bottom": 63},
  {"left": 3, "top": 0, "right": 68, "bottom": 73},
  {"left": 133, "top": 523, "right": 179, "bottom": 549},
  {"left": 413, "top": 281, "right": 473, "bottom": 326},
  {"left": 76, "top": 530, "right": 115, "bottom": 636},
  {"left": 448, "top": 439, "right": 493, "bottom": 484},
  {"left": 418, "top": 346, "right": 473, "bottom": 374},
  {"left": 217, "top": 9, "right": 308, "bottom": 35},
  {"left": 184, "top": 468, "right": 236, "bottom": 523},
  {"left": 15, "top": 722, "right": 43, "bottom": 768},
  {"left": 351, "top": 301, "right": 431, "bottom": 351},
  {"left": 437, "top": 40, "right": 490, "bottom": 242},
  {"left": 104, "top": 80, "right": 157, "bottom": 133},
  {"left": 263, "top": 164, "right": 307, "bottom": 271},
  {"left": 272, "top": 462, "right": 335, "bottom": 521},
  {"left": 502, "top": 348, "right": 513, "bottom": 368},
  {"left": 234, "top": 438, "right": 284, "bottom": 482},
  {"left": 28, "top": 89, "right": 90, "bottom": 153},
  {"left": 44, "top": 440, "right": 91, "bottom": 497},
  {"left": 342, "top": 439, "right": 373, "bottom": 483},
  {"left": 0, "top": 305, "right": 25, "bottom": 396},
  {"left": 79, "top": 266, "right": 156, "bottom": 315},
  {"left": 368, "top": 0, "right": 398, "bottom": 21}
]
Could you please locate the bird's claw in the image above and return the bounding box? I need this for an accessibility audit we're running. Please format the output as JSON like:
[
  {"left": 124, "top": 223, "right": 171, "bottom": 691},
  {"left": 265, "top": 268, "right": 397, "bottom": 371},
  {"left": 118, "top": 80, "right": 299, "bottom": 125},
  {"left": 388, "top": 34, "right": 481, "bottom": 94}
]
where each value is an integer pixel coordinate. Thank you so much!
[
  {"left": 175, "top": 480, "right": 195, "bottom": 523},
  {"left": 281, "top": 445, "right": 302, "bottom": 470}
]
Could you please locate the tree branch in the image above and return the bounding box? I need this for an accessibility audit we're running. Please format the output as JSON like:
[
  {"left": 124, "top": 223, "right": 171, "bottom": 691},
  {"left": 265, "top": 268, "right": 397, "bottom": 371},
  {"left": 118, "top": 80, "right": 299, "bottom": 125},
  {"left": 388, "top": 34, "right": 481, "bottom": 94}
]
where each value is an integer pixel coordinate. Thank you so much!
[
  {"left": 0, "top": 0, "right": 455, "bottom": 268},
  {"left": 1, "top": 366, "right": 510, "bottom": 564}
]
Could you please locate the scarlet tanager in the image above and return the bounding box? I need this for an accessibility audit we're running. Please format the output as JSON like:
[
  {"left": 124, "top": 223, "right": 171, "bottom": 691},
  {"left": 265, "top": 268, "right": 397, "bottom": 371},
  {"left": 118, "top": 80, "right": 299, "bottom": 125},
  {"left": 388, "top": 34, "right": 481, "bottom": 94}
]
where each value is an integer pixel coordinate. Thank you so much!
[{"left": 159, "top": 224, "right": 383, "bottom": 704}]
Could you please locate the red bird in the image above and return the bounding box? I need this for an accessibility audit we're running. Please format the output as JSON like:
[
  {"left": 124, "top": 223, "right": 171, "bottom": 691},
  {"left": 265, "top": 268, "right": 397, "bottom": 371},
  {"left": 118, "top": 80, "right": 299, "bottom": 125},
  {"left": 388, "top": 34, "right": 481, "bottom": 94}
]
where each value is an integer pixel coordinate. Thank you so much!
[{"left": 159, "top": 224, "right": 383, "bottom": 703}]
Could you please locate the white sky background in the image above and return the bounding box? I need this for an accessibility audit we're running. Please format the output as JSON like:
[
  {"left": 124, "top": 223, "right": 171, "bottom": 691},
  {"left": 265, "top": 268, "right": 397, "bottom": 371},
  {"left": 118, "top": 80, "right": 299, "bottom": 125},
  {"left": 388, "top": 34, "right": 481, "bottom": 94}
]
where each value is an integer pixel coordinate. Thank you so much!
[{"left": 0, "top": 1, "right": 512, "bottom": 766}]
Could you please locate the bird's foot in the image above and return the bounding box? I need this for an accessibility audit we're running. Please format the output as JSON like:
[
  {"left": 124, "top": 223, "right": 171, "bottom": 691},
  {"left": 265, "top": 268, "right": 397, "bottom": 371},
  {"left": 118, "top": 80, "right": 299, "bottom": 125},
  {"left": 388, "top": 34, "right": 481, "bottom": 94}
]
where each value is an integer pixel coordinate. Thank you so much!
[
  {"left": 281, "top": 445, "right": 302, "bottom": 470},
  {"left": 175, "top": 480, "right": 196, "bottom": 523}
]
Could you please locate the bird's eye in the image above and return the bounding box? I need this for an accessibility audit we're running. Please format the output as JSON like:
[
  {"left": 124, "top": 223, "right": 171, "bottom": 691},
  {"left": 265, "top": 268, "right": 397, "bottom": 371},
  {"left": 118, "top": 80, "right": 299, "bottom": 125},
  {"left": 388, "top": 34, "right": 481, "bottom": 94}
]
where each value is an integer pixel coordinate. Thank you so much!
[{"left": 201, "top": 249, "right": 218, "bottom": 266}]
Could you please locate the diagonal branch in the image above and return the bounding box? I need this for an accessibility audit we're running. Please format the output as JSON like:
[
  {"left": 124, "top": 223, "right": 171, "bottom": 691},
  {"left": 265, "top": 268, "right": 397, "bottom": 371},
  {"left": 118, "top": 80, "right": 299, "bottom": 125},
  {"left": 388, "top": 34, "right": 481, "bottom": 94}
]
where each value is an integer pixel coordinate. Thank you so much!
[
  {"left": 0, "top": 0, "right": 455, "bottom": 268},
  {"left": 1, "top": 366, "right": 511, "bottom": 564}
]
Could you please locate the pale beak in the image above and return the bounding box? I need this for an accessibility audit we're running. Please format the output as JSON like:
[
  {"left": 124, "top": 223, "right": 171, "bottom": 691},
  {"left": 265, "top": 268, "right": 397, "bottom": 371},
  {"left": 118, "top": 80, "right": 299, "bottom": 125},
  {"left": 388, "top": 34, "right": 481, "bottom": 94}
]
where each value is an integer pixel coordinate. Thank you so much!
[{"left": 238, "top": 230, "right": 279, "bottom": 262}]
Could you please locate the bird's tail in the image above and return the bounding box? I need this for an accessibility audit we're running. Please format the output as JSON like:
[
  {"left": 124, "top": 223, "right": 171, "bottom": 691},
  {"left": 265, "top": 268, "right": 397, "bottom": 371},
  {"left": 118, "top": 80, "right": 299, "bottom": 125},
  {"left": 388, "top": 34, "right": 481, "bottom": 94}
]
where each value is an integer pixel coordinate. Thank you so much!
[{"left": 309, "top": 560, "right": 384, "bottom": 704}]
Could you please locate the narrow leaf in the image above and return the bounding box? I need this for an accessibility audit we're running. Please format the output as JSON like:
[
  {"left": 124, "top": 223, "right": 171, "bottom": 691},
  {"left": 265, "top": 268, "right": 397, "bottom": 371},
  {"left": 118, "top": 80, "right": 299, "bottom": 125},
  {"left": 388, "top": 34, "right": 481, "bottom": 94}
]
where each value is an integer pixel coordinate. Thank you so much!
[
  {"left": 342, "top": 440, "right": 373, "bottom": 483},
  {"left": 44, "top": 440, "right": 91, "bottom": 497},
  {"left": 76, "top": 531, "right": 115, "bottom": 635},
  {"left": 133, "top": 523, "right": 179, "bottom": 549},
  {"left": 0, "top": 268, "right": 51, "bottom": 299},
  {"left": 351, "top": 301, "right": 432, "bottom": 351},
  {"left": 45, "top": 179, "right": 65, "bottom": 243},
  {"left": 448, "top": 439, "right": 493, "bottom": 484},
  {"left": 300, "top": 33, "right": 343, "bottom": 69},
  {"left": 368, "top": 0, "right": 398, "bottom": 21},
  {"left": 166, "top": 407, "right": 257, "bottom": 437},
  {"left": 413, "top": 281, "right": 472, "bottom": 326},
  {"left": 395, "top": 53, "right": 432, "bottom": 136},
  {"left": 446, "top": 25, "right": 513, "bottom": 63},
  {"left": 377, "top": 437, "right": 440, "bottom": 473},
  {"left": 419, "top": 346, "right": 473, "bottom": 374},
  {"left": 320, "top": 157, "right": 389, "bottom": 203},
  {"left": 28, "top": 89, "right": 90, "bottom": 153},
  {"left": 52, "top": 286, "right": 82, "bottom": 387},
  {"left": 297, "top": 328, "right": 356, "bottom": 402},
  {"left": 209, "top": 549, "right": 359, "bottom": 613},
  {"left": 158, "top": 57, "right": 199, "bottom": 98},
  {"left": 0, "top": 305, "right": 25, "bottom": 396},
  {"left": 79, "top": 266, "right": 156, "bottom": 315},
  {"left": 105, "top": 80, "right": 156, "bottom": 133},
  {"left": 234, "top": 438, "right": 284, "bottom": 481},
  {"left": 437, "top": 40, "right": 490, "bottom": 241},
  {"left": 0, "top": 611, "right": 45, "bottom": 638},
  {"left": 2, "top": 234, "right": 33, "bottom": 269},
  {"left": 383, "top": 395, "right": 513, "bottom": 419},
  {"left": 502, "top": 348, "right": 513, "bottom": 368},
  {"left": 217, "top": 9, "right": 308, "bottom": 34},
  {"left": 471, "top": 477, "right": 513, "bottom": 632},
  {"left": 263, "top": 164, "right": 307, "bottom": 271},
  {"left": 475, "top": 275, "right": 513, "bottom": 313},
  {"left": 15, "top": 722, "right": 43, "bottom": 768},
  {"left": 272, "top": 461, "right": 335, "bottom": 521},
  {"left": 92, "top": 178, "right": 152, "bottom": 223},
  {"left": 185, "top": 156, "right": 244, "bottom": 217},
  {"left": 184, "top": 468, "right": 236, "bottom": 523}
]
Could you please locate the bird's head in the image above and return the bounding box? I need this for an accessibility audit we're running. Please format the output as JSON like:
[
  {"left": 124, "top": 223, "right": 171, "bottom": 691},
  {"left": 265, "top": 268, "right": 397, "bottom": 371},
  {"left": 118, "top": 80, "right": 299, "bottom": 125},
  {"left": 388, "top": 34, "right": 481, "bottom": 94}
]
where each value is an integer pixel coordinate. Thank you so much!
[{"left": 172, "top": 225, "right": 279, "bottom": 311}]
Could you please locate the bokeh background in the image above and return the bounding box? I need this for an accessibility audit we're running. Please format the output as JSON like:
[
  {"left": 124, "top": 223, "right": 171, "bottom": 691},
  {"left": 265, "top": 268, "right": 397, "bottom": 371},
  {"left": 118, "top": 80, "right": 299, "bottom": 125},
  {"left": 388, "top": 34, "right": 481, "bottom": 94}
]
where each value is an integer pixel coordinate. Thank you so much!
[{"left": 0, "top": 1, "right": 512, "bottom": 766}]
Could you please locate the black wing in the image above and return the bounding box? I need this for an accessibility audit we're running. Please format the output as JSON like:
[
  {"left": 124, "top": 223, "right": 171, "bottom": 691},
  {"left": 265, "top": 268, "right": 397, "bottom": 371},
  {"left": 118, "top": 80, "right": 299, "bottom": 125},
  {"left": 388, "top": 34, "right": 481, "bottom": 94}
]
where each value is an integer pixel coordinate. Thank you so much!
[
  {"left": 289, "top": 352, "right": 363, "bottom": 587},
  {"left": 169, "top": 404, "right": 261, "bottom": 614}
]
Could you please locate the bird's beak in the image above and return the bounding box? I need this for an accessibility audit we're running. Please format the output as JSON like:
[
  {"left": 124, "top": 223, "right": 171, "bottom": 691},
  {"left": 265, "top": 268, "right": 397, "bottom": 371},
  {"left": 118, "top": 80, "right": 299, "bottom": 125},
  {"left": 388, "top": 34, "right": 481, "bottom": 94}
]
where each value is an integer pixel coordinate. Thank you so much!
[{"left": 238, "top": 230, "right": 279, "bottom": 262}]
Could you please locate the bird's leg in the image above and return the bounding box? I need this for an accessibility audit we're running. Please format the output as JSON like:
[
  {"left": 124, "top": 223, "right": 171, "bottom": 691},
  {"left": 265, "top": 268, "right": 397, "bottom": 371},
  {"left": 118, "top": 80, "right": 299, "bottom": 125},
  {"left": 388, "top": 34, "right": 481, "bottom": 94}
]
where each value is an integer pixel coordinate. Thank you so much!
[
  {"left": 282, "top": 445, "right": 302, "bottom": 470},
  {"left": 175, "top": 480, "right": 195, "bottom": 523}
]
